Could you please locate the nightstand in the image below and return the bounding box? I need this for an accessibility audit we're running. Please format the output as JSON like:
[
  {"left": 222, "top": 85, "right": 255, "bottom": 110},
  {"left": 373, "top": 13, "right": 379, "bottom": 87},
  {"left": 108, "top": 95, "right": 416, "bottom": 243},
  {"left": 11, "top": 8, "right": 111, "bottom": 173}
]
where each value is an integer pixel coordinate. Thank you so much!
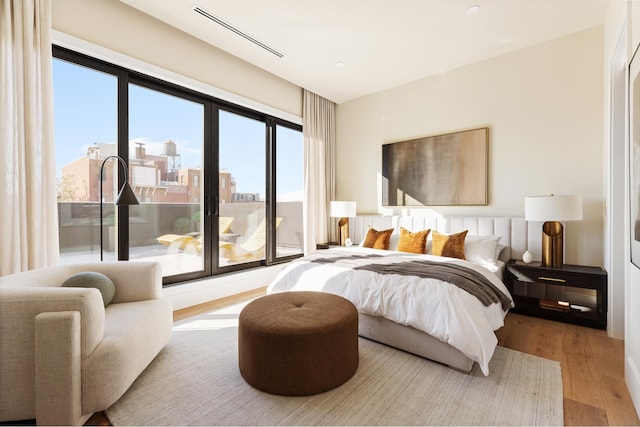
[
  {"left": 504, "top": 259, "right": 607, "bottom": 329},
  {"left": 316, "top": 242, "right": 342, "bottom": 250}
]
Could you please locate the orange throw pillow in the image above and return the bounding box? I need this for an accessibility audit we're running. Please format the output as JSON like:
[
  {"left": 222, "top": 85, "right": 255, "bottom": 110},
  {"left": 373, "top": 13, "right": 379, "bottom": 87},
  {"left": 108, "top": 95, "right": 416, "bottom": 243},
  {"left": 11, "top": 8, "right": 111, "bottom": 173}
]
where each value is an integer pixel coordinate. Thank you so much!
[
  {"left": 362, "top": 227, "right": 394, "bottom": 250},
  {"left": 432, "top": 230, "right": 468, "bottom": 259},
  {"left": 397, "top": 227, "right": 430, "bottom": 254}
]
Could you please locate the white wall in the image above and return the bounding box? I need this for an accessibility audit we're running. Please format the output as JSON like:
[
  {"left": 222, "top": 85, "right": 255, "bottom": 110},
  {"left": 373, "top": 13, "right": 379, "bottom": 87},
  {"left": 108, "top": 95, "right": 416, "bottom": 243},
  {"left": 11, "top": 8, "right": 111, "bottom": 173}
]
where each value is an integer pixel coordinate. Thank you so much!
[
  {"left": 620, "top": 1, "right": 640, "bottom": 415},
  {"left": 336, "top": 27, "right": 604, "bottom": 268},
  {"left": 51, "top": 0, "right": 302, "bottom": 118},
  {"left": 603, "top": 0, "right": 628, "bottom": 341}
]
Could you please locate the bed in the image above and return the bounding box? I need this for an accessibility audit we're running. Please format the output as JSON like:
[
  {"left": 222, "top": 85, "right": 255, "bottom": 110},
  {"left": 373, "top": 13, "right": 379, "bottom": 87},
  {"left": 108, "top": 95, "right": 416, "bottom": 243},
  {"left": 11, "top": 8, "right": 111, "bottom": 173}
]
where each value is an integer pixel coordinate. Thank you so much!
[{"left": 267, "top": 215, "right": 537, "bottom": 375}]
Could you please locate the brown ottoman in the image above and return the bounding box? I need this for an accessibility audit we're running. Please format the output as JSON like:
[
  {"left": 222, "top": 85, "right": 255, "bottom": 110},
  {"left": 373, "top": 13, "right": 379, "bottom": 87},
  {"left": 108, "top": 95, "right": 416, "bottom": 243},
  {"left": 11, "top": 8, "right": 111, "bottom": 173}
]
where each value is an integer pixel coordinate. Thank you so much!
[{"left": 238, "top": 291, "right": 359, "bottom": 396}]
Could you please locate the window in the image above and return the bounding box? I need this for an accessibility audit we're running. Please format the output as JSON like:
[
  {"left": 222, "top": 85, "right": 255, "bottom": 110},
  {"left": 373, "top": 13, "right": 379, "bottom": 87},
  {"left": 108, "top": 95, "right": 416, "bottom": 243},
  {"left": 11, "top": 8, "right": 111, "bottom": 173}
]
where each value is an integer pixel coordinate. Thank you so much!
[
  {"left": 53, "top": 46, "right": 303, "bottom": 284},
  {"left": 275, "top": 124, "right": 304, "bottom": 258},
  {"left": 53, "top": 57, "right": 117, "bottom": 262}
]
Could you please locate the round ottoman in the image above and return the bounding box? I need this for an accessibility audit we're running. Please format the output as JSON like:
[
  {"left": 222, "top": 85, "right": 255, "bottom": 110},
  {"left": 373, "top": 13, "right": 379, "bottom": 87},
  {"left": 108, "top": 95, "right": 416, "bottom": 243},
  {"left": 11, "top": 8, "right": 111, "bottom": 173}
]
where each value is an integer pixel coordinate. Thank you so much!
[{"left": 238, "top": 291, "right": 359, "bottom": 396}]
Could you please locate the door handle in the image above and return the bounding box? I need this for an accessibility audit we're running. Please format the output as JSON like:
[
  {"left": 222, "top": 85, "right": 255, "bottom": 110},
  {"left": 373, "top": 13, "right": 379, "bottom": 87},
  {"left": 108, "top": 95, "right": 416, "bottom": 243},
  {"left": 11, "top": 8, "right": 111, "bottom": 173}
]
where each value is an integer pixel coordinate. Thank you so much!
[{"left": 205, "top": 196, "right": 217, "bottom": 216}]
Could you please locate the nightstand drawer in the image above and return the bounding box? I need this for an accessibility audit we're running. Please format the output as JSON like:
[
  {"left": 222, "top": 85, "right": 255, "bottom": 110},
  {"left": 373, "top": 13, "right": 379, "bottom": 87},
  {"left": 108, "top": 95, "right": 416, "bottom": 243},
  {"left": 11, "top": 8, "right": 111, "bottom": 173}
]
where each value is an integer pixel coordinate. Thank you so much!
[{"left": 508, "top": 266, "right": 603, "bottom": 289}]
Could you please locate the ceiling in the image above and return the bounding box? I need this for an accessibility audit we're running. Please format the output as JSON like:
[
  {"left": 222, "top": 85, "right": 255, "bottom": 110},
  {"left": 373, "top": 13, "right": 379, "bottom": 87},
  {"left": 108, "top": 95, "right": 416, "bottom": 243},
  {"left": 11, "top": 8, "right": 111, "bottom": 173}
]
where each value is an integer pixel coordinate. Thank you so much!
[{"left": 120, "top": 0, "right": 609, "bottom": 104}]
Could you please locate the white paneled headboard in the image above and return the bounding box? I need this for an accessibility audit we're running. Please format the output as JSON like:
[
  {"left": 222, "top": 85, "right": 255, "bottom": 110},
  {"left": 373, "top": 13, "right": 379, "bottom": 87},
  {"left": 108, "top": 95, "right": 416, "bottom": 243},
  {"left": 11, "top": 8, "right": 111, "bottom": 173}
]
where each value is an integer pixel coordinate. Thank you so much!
[{"left": 349, "top": 215, "right": 542, "bottom": 262}]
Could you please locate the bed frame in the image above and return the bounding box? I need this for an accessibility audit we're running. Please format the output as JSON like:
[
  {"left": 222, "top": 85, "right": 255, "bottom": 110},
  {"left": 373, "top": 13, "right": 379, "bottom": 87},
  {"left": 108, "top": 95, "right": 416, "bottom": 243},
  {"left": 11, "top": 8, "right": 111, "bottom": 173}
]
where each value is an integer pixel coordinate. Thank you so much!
[
  {"left": 359, "top": 314, "right": 475, "bottom": 372},
  {"left": 348, "top": 215, "right": 538, "bottom": 373}
]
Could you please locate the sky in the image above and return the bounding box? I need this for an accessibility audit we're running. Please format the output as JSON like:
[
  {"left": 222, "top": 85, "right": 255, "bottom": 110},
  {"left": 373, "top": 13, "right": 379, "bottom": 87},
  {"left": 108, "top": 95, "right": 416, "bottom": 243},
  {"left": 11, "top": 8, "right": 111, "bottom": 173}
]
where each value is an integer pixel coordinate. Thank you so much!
[{"left": 53, "top": 58, "right": 303, "bottom": 198}]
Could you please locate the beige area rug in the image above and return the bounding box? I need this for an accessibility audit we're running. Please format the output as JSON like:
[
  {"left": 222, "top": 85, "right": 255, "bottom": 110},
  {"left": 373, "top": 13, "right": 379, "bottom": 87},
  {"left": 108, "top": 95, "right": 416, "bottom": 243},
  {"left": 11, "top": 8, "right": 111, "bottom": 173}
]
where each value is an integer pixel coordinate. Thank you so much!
[{"left": 106, "top": 302, "right": 563, "bottom": 426}]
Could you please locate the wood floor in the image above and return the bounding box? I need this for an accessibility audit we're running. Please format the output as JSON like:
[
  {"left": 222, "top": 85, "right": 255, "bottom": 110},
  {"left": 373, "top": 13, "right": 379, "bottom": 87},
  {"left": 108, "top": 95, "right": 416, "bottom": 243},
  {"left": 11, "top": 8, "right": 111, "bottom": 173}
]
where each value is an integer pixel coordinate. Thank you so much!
[
  {"left": 83, "top": 293, "right": 639, "bottom": 426},
  {"left": 496, "top": 312, "right": 640, "bottom": 426}
]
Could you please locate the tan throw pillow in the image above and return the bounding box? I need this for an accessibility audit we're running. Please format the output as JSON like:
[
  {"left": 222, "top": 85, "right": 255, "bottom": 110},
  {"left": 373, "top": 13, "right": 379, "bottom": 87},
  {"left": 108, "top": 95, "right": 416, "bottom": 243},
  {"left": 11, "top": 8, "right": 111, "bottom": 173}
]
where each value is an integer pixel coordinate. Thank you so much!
[
  {"left": 397, "top": 227, "right": 430, "bottom": 254},
  {"left": 362, "top": 227, "right": 395, "bottom": 250},
  {"left": 432, "top": 230, "right": 468, "bottom": 259}
]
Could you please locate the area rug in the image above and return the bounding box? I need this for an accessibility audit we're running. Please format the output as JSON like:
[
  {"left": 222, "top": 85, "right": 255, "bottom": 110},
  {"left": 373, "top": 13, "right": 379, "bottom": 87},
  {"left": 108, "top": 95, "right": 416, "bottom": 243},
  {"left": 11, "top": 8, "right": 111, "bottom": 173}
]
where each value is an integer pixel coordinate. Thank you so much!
[{"left": 106, "top": 302, "right": 563, "bottom": 426}]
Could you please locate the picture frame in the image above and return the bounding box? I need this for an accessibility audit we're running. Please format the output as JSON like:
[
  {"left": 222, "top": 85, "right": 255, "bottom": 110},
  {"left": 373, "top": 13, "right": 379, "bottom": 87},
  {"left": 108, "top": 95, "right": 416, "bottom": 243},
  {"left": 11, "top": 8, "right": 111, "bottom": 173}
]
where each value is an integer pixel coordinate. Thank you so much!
[
  {"left": 381, "top": 127, "right": 488, "bottom": 206},
  {"left": 630, "top": 45, "right": 640, "bottom": 268}
]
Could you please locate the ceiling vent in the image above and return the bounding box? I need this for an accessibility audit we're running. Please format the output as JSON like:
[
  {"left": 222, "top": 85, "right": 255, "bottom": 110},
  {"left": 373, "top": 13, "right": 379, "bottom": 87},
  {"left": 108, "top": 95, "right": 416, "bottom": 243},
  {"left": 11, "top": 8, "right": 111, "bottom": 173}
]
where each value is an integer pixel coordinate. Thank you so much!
[{"left": 191, "top": 5, "right": 285, "bottom": 58}]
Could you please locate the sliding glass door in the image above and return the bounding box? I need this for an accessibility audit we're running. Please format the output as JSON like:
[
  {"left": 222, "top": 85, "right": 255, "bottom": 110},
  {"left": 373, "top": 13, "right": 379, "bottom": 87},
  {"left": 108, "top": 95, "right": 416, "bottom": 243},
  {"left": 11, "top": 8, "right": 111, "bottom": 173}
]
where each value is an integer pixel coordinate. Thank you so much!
[
  {"left": 218, "top": 110, "right": 266, "bottom": 268},
  {"left": 275, "top": 124, "right": 304, "bottom": 258},
  {"left": 127, "top": 82, "right": 207, "bottom": 278},
  {"left": 216, "top": 111, "right": 305, "bottom": 268}
]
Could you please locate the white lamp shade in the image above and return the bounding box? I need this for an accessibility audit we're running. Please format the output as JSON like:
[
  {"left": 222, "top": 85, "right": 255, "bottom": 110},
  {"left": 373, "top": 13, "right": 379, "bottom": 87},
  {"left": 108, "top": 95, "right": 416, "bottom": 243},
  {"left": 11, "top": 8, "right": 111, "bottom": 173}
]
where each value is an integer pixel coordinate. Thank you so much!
[
  {"left": 524, "top": 195, "right": 583, "bottom": 221},
  {"left": 330, "top": 201, "right": 357, "bottom": 218}
]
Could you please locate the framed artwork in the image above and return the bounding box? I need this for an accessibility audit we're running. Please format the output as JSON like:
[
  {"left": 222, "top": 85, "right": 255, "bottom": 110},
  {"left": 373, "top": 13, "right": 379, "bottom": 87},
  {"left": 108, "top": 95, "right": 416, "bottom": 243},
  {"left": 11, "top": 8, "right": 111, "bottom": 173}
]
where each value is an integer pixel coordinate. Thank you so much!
[
  {"left": 381, "top": 127, "right": 488, "bottom": 206},
  {"left": 630, "top": 45, "right": 640, "bottom": 268}
]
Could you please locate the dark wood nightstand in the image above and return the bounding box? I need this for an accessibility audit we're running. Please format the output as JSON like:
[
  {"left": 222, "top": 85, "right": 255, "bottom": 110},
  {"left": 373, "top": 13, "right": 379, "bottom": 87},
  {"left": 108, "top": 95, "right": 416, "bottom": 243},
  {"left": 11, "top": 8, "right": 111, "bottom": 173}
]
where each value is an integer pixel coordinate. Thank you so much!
[
  {"left": 316, "top": 242, "right": 346, "bottom": 250},
  {"left": 504, "top": 259, "right": 607, "bottom": 329}
]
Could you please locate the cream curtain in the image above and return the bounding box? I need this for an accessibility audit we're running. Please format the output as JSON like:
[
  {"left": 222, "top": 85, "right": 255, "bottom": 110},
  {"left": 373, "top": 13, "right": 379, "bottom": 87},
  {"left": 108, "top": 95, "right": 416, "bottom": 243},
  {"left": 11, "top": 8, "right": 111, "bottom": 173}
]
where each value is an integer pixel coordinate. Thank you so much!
[
  {"left": 0, "top": 0, "right": 58, "bottom": 275},
  {"left": 302, "top": 90, "right": 336, "bottom": 254}
]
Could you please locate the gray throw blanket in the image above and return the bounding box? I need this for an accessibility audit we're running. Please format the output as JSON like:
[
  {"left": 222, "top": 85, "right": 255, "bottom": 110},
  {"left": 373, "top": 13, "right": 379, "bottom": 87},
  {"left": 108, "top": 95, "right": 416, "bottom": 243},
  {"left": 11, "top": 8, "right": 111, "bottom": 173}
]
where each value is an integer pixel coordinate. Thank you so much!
[{"left": 310, "top": 254, "right": 511, "bottom": 311}]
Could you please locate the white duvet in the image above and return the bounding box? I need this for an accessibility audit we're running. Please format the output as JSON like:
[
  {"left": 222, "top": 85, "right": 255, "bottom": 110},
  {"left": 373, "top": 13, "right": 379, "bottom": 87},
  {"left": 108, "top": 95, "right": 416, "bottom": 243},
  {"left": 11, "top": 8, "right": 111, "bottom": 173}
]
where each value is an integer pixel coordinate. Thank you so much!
[{"left": 267, "top": 246, "right": 514, "bottom": 375}]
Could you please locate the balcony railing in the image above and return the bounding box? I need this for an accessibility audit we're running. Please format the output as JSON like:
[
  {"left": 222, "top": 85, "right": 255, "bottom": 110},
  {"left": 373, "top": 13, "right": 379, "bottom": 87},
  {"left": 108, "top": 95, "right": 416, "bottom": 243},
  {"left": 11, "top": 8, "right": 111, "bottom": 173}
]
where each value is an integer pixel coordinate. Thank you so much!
[{"left": 57, "top": 201, "right": 303, "bottom": 274}]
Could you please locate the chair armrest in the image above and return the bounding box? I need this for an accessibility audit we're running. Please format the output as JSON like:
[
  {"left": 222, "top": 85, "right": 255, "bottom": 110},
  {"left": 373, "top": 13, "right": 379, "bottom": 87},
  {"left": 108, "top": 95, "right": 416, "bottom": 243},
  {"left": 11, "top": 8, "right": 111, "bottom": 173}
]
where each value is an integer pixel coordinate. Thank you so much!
[
  {"left": 68, "top": 261, "right": 163, "bottom": 303},
  {"left": 0, "top": 287, "right": 105, "bottom": 422},
  {"left": 0, "top": 287, "right": 105, "bottom": 356},
  {"left": 35, "top": 311, "right": 85, "bottom": 426}
]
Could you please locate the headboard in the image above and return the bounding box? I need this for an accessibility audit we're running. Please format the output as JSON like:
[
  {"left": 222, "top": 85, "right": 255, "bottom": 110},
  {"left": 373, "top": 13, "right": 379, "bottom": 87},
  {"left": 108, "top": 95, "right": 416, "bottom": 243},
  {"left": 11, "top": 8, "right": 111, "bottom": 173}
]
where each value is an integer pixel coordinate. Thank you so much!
[{"left": 349, "top": 215, "right": 542, "bottom": 262}]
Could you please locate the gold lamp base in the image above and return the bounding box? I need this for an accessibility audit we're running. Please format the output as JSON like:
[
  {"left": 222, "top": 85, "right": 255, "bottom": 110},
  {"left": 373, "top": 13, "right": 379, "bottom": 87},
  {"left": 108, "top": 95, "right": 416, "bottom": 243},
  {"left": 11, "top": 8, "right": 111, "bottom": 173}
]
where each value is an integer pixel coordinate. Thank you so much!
[
  {"left": 541, "top": 221, "right": 564, "bottom": 268},
  {"left": 337, "top": 217, "right": 349, "bottom": 246}
]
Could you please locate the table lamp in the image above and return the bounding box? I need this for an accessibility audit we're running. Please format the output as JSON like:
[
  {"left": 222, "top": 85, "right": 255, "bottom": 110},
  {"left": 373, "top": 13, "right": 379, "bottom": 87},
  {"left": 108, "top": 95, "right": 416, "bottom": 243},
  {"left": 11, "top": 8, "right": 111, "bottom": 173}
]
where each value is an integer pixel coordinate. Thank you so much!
[
  {"left": 330, "top": 201, "right": 356, "bottom": 246},
  {"left": 524, "top": 194, "right": 583, "bottom": 268}
]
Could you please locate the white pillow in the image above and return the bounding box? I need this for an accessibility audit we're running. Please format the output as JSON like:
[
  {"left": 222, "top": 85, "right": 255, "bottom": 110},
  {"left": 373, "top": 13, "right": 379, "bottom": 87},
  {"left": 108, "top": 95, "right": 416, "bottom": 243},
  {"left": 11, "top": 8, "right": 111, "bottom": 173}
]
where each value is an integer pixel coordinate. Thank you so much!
[
  {"left": 464, "top": 234, "right": 503, "bottom": 266},
  {"left": 388, "top": 232, "right": 400, "bottom": 251}
]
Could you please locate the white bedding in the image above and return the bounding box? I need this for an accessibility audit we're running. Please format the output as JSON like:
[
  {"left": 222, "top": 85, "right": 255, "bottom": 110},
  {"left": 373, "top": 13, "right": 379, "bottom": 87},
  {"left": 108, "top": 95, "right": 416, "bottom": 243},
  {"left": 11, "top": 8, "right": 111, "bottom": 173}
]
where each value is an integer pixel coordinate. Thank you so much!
[{"left": 267, "top": 246, "right": 514, "bottom": 375}]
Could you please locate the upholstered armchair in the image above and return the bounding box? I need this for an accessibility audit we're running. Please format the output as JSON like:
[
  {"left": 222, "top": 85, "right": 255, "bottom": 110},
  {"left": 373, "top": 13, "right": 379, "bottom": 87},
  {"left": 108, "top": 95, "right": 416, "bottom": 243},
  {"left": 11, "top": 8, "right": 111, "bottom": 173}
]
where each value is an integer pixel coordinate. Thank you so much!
[{"left": 0, "top": 261, "right": 173, "bottom": 425}]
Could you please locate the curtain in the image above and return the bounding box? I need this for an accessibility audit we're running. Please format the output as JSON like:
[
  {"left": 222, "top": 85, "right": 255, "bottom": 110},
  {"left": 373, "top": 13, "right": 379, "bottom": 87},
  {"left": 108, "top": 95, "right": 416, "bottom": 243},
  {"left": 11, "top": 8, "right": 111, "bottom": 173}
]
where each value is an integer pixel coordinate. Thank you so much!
[
  {"left": 302, "top": 90, "right": 336, "bottom": 255},
  {"left": 0, "top": 0, "right": 58, "bottom": 275}
]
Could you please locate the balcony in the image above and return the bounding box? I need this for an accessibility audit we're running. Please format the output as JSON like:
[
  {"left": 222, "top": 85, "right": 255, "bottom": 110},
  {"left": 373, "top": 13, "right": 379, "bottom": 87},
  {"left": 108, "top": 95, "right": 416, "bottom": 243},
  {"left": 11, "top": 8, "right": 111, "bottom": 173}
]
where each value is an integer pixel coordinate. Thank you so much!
[{"left": 58, "top": 201, "right": 303, "bottom": 276}]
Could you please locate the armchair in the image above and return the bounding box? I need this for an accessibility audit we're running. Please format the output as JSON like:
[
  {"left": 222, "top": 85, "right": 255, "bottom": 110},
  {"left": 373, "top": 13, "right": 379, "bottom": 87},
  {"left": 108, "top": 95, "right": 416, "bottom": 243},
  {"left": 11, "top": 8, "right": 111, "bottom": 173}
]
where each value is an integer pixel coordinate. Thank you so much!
[{"left": 0, "top": 261, "right": 173, "bottom": 425}]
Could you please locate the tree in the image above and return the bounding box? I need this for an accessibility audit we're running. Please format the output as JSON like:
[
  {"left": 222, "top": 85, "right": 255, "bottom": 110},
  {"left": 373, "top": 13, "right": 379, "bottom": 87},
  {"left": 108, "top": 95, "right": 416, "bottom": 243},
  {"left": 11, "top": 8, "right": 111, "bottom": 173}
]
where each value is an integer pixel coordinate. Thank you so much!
[{"left": 56, "top": 174, "right": 89, "bottom": 201}]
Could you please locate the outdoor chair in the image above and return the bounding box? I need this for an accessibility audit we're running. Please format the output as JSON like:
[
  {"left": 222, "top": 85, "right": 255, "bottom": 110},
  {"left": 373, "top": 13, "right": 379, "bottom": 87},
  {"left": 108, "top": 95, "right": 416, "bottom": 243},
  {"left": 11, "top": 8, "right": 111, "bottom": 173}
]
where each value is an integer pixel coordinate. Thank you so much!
[
  {"left": 157, "top": 216, "right": 234, "bottom": 252},
  {"left": 220, "top": 217, "right": 283, "bottom": 261}
]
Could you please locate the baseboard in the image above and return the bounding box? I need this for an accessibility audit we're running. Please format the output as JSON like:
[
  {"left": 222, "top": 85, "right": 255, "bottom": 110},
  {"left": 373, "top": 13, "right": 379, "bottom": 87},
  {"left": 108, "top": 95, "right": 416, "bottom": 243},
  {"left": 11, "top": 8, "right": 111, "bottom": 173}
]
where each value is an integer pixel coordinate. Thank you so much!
[
  {"left": 626, "top": 354, "right": 640, "bottom": 420},
  {"left": 162, "top": 264, "right": 285, "bottom": 310}
]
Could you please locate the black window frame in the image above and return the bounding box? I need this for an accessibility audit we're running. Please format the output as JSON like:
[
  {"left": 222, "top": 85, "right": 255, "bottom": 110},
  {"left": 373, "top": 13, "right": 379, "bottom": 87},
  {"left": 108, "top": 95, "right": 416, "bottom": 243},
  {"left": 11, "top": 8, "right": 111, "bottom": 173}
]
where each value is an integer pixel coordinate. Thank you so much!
[{"left": 53, "top": 45, "right": 303, "bottom": 286}]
